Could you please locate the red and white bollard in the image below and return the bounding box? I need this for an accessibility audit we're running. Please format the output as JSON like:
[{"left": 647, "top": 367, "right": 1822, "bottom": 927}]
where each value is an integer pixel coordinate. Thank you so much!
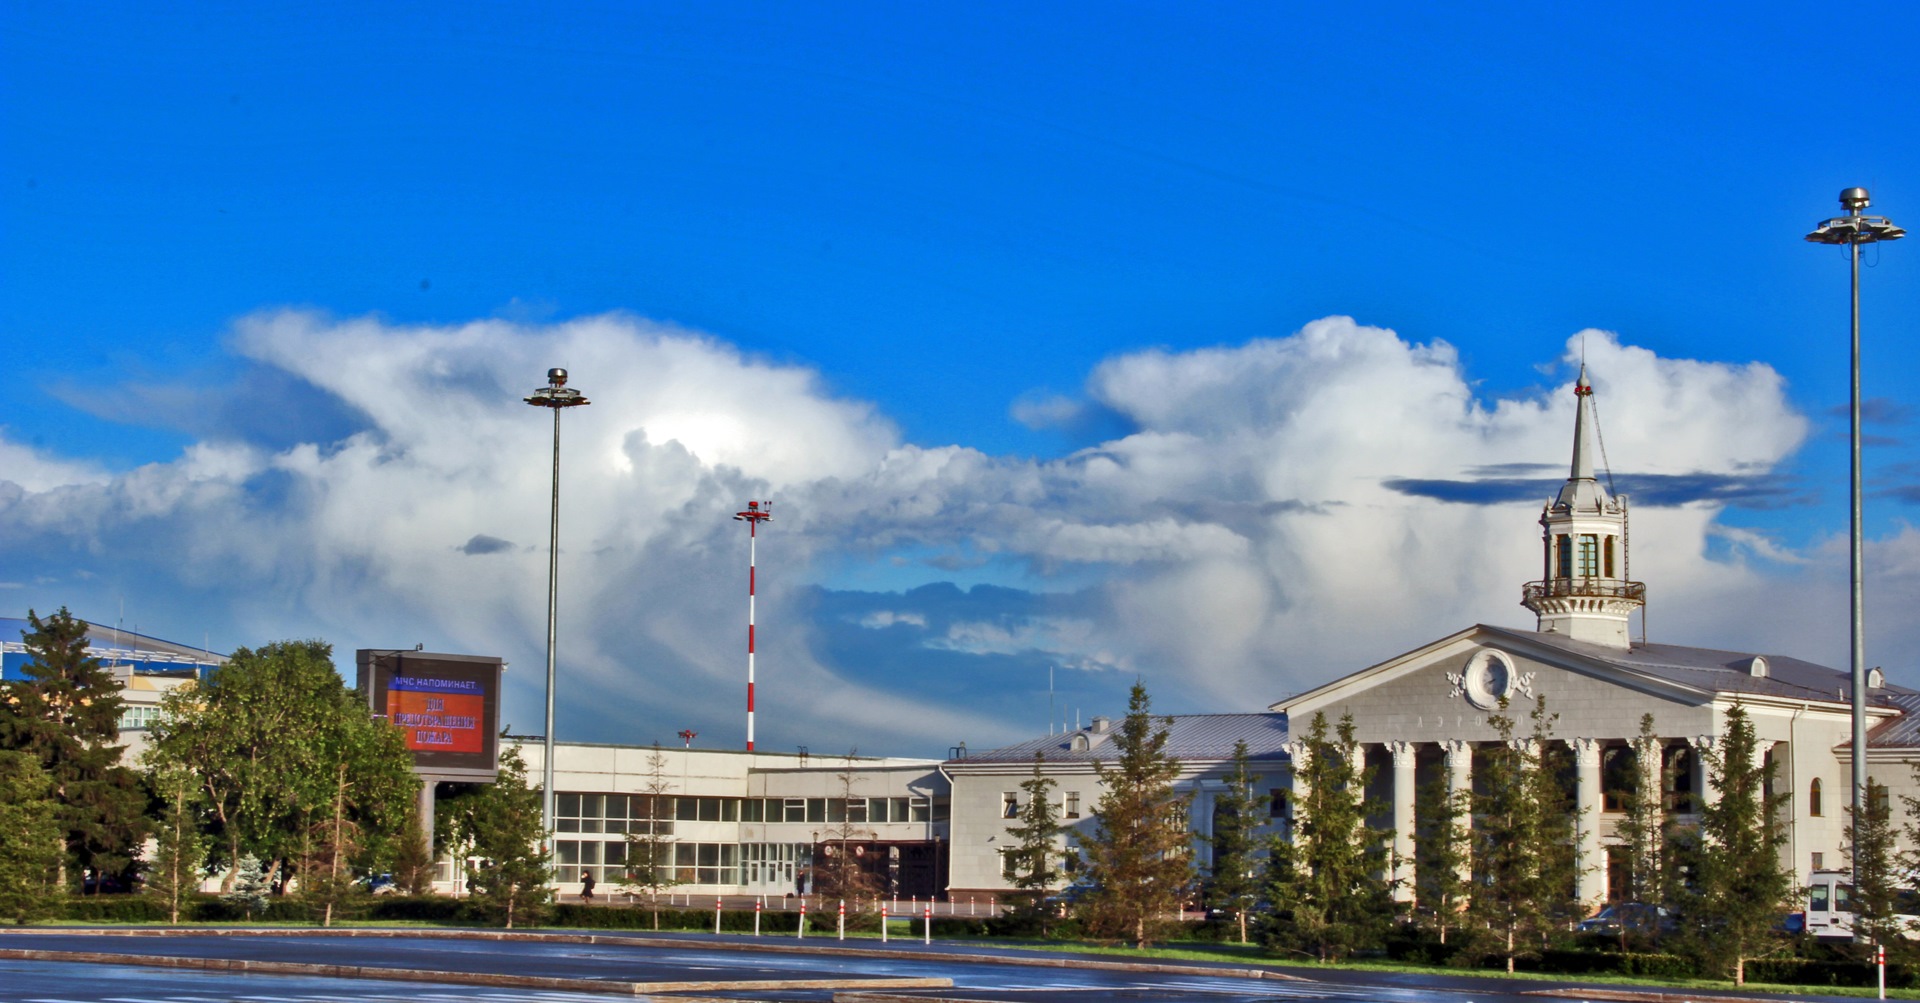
[
  {"left": 923, "top": 901, "right": 932, "bottom": 944},
  {"left": 714, "top": 896, "right": 723, "bottom": 935},
  {"left": 1878, "top": 943, "right": 1887, "bottom": 999},
  {"left": 797, "top": 899, "right": 807, "bottom": 939},
  {"left": 837, "top": 899, "right": 846, "bottom": 941},
  {"left": 753, "top": 897, "right": 762, "bottom": 937}
]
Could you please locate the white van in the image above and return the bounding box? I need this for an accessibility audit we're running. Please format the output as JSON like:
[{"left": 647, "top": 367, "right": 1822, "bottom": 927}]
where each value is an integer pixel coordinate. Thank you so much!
[{"left": 1802, "top": 869, "right": 1920, "bottom": 941}]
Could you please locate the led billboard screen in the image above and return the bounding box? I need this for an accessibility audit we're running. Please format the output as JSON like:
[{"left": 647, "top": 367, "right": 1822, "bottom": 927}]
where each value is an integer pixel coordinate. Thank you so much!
[{"left": 356, "top": 650, "right": 502, "bottom": 781}]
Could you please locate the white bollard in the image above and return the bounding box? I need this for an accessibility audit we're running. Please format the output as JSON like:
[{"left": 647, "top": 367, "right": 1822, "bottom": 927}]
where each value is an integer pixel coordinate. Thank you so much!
[
  {"left": 714, "top": 896, "right": 722, "bottom": 935},
  {"left": 798, "top": 899, "right": 807, "bottom": 939},
  {"left": 753, "top": 897, "right": 762, "bottom": 937},
  {"left": 923, "top": 901, "right": 932, "bottom": 944}
]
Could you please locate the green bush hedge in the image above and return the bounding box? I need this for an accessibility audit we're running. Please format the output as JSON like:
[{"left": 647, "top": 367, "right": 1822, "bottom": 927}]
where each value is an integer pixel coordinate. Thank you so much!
[{"left": 1744, "top": 956, "right": 1915, "bottom": 989}]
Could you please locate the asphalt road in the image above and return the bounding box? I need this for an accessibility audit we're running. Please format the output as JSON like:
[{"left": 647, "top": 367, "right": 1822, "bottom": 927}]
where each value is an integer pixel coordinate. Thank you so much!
[{"left": 0, "top": 930, "right": 1872, "bottom": 1003}]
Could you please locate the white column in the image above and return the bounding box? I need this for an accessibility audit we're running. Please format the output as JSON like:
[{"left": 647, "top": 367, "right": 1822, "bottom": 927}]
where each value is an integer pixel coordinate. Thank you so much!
[
  {"left": 1691, "top": 735, "right": 1720, "bottom": 810},
  {"left": 1388, "top": 741, "right": 1418, "bottom": 902},
  {"left": 1573, "top": 737, "right": 1605, "bottom": 906},
  {"left": 1281, "top": 741, "right": 1310, "bottom": 840},
  {"left": 1442, "top": 740, "right": 1473, "bottom": 885}
]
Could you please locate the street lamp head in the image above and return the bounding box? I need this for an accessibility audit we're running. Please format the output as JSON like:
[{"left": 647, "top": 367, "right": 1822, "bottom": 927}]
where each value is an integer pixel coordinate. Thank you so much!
[
  {"left": 525, "top": 367, "right": 590, "bottom": 408},
  {"left": 1842, "top": 187, "right": 1872, "bottom": 212}
]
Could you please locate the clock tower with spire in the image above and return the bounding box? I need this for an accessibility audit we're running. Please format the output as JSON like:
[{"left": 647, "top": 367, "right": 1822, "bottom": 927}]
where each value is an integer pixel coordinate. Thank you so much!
[{"left": 1521, "top": 365, "right": 1646, "bottom": 647}]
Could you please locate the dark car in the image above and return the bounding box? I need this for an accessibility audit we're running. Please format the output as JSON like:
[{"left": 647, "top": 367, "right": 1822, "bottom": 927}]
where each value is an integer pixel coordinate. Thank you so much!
[{"left": 1578, "top": 902, "right": 1673, "bottom": 935}]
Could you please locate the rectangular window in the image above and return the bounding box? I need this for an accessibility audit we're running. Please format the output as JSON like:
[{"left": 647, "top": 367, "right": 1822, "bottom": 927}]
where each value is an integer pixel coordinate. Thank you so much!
[
  {"left": 1604, "top": 536, "right": 1616, "bottom": 578},
  {"left": 846, "top": 799, "right": 867, "bottom": 824},
  {"left": 805, "top": 798, "right": 826, "bottom": 823},
  {"left": 1003, "top": 792, "right": 1020, "bottom": 818},
  {"left": 1270, "top": 790, "right": 1286, "bottom": 818},
  {"left": 783, "top": 798, "right": 807, "bottom": 822},
  {"left": 1813, "top": 851, "right": 1825, "bottom": 871},
  {"left": 742, "top": 798, "right": 763, "bottom": 822},
  {"left": 1578, "top": 535, "right": 1600, "bottom": 577},
  {"left": 1000, "top": 849, "right": 1018, "bottom": 880},
  {"left": 1556, "top": 534, "right": 1573, "bottom": 578},
  {"left": 867, "top": 797, "right": 890, "bottom": 823},
  {"left": 721, "top": 799, "right": 738, "bottom": 822},
  {"left": 1065, "top": 792, "right": 1080, "bottom": 818},
  {"left": 827, "top": 799, "right": 847, "bottom": 823}
]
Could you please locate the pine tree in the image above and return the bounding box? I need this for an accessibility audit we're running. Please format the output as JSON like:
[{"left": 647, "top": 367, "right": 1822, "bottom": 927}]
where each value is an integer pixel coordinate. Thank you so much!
[
  {"left": 1005, "top": 752, "right": 1064, "bottom": 924},
  {"left": 1673, "top": 702, "right": 1791, "bottom": 985},
  {"left": 1263, "top": 711, "right": 1393, "bottom": 962},
  {"left": 1468, "top": 696, "right": 1578, "bottom": 973},
  {"left": 1609, "top": 715, "right": 1666, "bottom": 907},
  {"left": 1847, "top": 779, "right": 1906, "bottom": 951},
  {"left": 142, "top": 760, "right": 210, "bottom": 924},
  {"left": 0, "top": 608, "right": 147, "bottom": 889},
  {"left": 454, "top": 745, "right": 552, "bottom": 929},
  {"left": 1411, "top": 767, "right": 1470, "bottom": 944},
  {"left": 1206, "top": 740, "right": 1269, "bottom": 945},
  {"left": 0, "top": 750, "right": 63, "bottom": 924},
  {"left": 816, "top": 750, "right": 883, "bottom": 905},
  {"left": 622, "top": 744, "right": 679, "bottom": 928},
  {"left": 222, "top": 853, "right": 272, "bottom": 919},
  {"left": 390, "top": 802, "right": 434, "bottom": 896},
  {"left": 1081, "top": 682, "right": 1193, "bottom": 948}
]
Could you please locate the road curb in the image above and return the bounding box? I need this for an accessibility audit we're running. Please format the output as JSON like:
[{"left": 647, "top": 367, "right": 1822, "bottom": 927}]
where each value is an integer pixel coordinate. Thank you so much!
[
  {"left": 1521, "top": 990, "right": 1829, "bottom": 1003},
  {"left": 7, "top": 926, "right": 1310, "bottom": 982},
  {"left": 0, "top": 946, "right": 952, "bottom": 996}
]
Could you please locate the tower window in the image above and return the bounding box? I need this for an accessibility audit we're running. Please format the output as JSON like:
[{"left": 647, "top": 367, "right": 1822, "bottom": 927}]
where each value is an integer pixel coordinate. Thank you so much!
[
  {"left": 1578, "top": 535, "right": 1600, "bottom": 577},
  {"left": 1556, "top": 535, "right": 1573, "bottom": 578},
  {"left": 1604, "top": 536, "right": 1616, "bottom": 578},
  {"left": 1810, "top": 778, "right": 1823, "bottom": 817}
]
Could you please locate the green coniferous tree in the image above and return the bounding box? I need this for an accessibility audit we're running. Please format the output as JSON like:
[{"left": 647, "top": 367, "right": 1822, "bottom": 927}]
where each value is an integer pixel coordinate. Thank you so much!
[
  {"left": 1206, "top": 740, "right": 1269, "bottom": 945},
  {"left": 1411, "top": 767, "right": 1471, "bottom": 944},
  {"left": 622, "top": 745, "right": 679, "bottom": 929},
  {"left": 390, "top": 801, "right": 434, "bottom": 896},
  {"left": 1672, "top": 702, "right": 1791, "bottom": 986},
  {"left": 222, "top": 853, "right": 271, "bottom": 919},
  {"left": 1263, "top": 711, "right": 1393, "bottom": 962},
  {"left": 0, "top": 608, "right": 147, "bottom": 889},
  {"left": 1005, "top": 752, "right": 1064, "bottom": 902},
  {"left": 454, "top": 746, "right": 552, "bottom": 929},
  {"left": 1081, "top": 682, "right": 1193, "bottom": 948},
  {"left": 1468, "top": 696, "right": 1578, "bottom": 973},
  {"left": 1847, "top": 780, "right": 1906, "bottom": 951},
  {"left": 0, "top": 751, "right": 63, "bottom": 924},
  {"left": 141, "top": 760, "right": 211, "bottom": 924}
]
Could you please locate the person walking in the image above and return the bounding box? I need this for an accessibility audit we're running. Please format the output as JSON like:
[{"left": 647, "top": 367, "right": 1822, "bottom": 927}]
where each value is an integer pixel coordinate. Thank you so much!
[{"left": 580, "top": 870, "right": 596, "bottom": 902}]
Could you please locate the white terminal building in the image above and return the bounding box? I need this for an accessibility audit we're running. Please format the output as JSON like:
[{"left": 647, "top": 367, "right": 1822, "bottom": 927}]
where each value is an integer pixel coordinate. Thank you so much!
[{"left": 22, "top": 366, "right": 1919, "bottom": 907}]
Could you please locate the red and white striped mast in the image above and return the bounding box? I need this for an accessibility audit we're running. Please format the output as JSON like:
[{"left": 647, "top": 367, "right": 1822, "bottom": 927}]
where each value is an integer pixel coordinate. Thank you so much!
[{"left": 733, "top": 500, "right": 772, "bottom": 750}]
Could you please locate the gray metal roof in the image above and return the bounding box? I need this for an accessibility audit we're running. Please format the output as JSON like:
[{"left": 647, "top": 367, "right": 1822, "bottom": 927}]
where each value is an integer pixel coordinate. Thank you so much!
[
  {"left": 950, "top": 712, "right": 1290, "bottom": 767},
  {"left": 1481, "top": 624, "right": 1913, "bottom": 705},
  {"left": 1869, "top": 692, "right": 1920, "bottom": 750}
]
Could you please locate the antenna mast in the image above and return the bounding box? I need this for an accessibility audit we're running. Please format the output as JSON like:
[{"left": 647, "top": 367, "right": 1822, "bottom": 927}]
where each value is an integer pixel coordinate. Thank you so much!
[{"left": 732, "top": 500, "right": 773, "bottom": 751}]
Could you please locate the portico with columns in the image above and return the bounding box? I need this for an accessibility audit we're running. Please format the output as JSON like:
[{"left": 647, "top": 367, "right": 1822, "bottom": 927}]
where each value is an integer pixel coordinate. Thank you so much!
[{"left": 942, "top": 366, "right": 1919, "bottom": 911}]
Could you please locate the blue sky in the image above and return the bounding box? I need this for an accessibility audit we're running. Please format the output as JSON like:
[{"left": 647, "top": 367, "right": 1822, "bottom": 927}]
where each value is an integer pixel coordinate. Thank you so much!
[{"left": 4, "top": 4, "right": 1918, "bottom": 756}]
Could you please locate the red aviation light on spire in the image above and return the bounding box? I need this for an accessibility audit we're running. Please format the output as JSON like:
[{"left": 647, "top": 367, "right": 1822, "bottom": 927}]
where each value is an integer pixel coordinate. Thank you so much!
[{"left": 733, "top": 500, "right": 773, "bottom": 529}]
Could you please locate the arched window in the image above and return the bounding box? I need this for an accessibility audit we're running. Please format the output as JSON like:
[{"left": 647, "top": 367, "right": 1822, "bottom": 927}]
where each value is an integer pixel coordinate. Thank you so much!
[{"left": 1810, "top": 778, "right": 1824, "bottom": 817}]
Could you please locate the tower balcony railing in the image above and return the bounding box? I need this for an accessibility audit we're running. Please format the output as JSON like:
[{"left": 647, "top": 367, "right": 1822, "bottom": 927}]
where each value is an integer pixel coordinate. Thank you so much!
[{"left": 1522, "top": 579, "right": 1647, "bottom": 603}]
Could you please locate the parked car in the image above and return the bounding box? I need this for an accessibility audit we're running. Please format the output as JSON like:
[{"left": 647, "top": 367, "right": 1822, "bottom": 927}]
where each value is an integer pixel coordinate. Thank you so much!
[{"left": 1577, "top": 902, "right": 1673, "bottom": 936}]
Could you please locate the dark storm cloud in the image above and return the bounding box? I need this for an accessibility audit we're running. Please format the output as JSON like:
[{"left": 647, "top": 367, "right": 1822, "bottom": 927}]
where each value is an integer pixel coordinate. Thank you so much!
[{"left": 1384, "top": 472, "right": 1811, "bottom": 510}]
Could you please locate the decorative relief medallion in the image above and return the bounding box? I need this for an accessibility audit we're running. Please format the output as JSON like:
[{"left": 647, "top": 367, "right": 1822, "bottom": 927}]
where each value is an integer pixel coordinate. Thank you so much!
[{"left": 1448, "top": 649, "right": 1529, "bottom": 710}]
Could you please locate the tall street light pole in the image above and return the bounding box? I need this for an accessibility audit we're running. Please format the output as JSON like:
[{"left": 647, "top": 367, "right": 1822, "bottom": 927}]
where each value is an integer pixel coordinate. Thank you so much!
[
  {"left": 1806, "top": 188, "right": 1903, "bottom": 839},
  {"left": 524, "top": 367, "right": 590, "bottom": 850}
]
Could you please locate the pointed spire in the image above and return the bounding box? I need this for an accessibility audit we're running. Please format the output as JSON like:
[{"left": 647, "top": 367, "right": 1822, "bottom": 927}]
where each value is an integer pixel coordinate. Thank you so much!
[{"left": 1555, "top": 365, "right": 1610, "bottom": 511}]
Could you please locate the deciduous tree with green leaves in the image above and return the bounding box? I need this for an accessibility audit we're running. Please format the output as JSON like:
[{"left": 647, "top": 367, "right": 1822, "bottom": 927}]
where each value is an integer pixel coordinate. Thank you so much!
[
  {"left": 0, "top": 750, "right": 63, "bottom": 924},
  {"left": 1081, "top": 683, "right": 1193, "bottom": 948},
  {"left": 0, "top": 608, "right": 147, "bottom": 889},
  {"left": 141, "top": 759, "right": 210, "bottom": 924},
  {"left": 1206, "top": 740, "right": 1269, "bottom": 945},
  {"left": 1263, "top": 711, "right": 1393, "bottom": 962},
  {"left": 1671, "top": 702, "right": 1791, "bottom": 986},
  {"left": 146, "top": 639, "right": 415, "bottom": 896},
  {"left": 451, "top": 745, "right": 551, "bottom": 929},
  {"left": 1468, "top": 697, "right": 1579, "bottom": 973}
]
